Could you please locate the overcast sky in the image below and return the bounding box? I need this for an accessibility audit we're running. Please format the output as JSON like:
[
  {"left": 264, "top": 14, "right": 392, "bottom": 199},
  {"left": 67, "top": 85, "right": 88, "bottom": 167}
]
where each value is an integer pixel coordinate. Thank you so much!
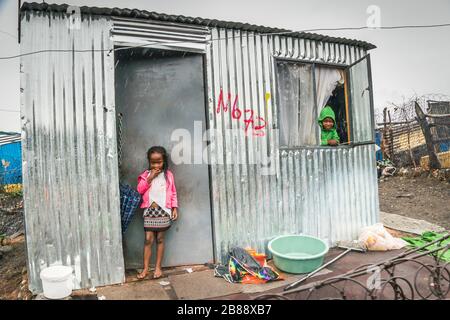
[{"left": 0, "top": 0, "right": 449, "bottom": 132}]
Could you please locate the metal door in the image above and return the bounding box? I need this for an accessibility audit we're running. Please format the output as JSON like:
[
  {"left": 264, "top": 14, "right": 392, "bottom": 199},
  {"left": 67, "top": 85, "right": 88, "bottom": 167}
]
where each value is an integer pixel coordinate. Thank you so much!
[{"left": 115, "top": 49, "right": 214, "bottom": 268}]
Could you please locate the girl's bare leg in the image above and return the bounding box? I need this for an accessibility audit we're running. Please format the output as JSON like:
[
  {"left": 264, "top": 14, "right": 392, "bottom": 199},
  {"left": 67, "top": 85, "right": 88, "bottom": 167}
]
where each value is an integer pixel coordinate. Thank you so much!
[
  {"left": 138, "top": 231, "right": 155, "bottom": 279},
  {"left": 154, "top": 231, "right": 165, "bottom": 278}
]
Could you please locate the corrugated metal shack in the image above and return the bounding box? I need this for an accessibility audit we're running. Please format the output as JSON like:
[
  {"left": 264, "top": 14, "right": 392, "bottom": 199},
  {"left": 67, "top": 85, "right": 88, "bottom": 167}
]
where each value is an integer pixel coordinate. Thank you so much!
[{"left": 20, "top": 2, "right": 379, "bottom": 293}]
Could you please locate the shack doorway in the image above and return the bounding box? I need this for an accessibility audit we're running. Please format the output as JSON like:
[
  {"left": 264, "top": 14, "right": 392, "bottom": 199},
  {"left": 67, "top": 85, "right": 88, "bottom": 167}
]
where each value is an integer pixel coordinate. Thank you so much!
[{"left": 115, "top": 48, "right": 214, "bottom": 268}]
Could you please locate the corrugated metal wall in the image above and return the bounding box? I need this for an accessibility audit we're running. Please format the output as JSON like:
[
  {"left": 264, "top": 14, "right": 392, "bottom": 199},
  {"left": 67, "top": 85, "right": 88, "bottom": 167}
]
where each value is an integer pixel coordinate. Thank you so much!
[
  {"left": 20, "top": 12, "right": 124, "bottom": 293},
  {"left": 110, "top": 16, "right": 210, "bottom": 52},
  {"left": 205, "top": 28, "right": 379, "bottom": 261}
]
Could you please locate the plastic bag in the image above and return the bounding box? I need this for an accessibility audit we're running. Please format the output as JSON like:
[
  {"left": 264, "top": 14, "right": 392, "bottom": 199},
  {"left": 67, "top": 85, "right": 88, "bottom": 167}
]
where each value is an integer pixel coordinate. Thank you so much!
[{"left": 358, "top": 223, "right": 408, "bottom": 251}]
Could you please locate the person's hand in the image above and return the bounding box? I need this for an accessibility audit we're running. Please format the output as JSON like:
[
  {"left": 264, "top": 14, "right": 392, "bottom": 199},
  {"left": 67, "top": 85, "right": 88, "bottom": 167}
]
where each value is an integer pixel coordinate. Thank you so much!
[
  {"left": 147, "top": 169, "right": 161, "bottom": 184},
  {"left": 171, "top": 208, "right": 178, "bottom": 221},
  {"left": 327, "top": 139, "right": 338, "bottom": 146}
]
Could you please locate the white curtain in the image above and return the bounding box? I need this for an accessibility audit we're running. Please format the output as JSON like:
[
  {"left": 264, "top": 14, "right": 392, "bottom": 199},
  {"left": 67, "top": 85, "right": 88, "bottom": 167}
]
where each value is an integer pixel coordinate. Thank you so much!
[
  {"left": 315, "top": 67, "right": 343, "bottom": 116},
  {"left": 277, "top": 62, "right": 315, "bottom": 146}
]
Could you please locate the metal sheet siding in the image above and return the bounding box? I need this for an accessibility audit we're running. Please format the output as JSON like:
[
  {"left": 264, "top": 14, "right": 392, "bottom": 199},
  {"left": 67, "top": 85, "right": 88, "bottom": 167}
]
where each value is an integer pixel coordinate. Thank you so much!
[
  {"left": 111, "top": 16, "right": 210, "bottom": 52},
  {"left": 20, "top": 12, "right": 124, "bottom": 293},
  {"left": 207, "top": 30, "right": 378, "bottom": 262}
]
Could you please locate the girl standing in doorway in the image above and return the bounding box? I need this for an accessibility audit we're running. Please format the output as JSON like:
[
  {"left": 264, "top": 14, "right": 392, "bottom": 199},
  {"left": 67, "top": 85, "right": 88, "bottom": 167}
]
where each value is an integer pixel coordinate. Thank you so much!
[{"left": 136, "top": 146, "right": 178, "bottom": 279}]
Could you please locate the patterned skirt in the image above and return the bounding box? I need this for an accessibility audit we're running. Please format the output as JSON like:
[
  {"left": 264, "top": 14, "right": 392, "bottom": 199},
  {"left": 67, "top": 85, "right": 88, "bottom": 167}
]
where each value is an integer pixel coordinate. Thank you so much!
[{"left": 143, "top": 205, "right": 171, "bottom": 232}]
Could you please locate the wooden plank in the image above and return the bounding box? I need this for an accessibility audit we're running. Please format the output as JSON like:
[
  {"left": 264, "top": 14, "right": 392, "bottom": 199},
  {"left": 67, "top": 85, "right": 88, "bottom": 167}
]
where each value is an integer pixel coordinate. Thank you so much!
[
  {"left": 415, "top": 102, "right": 441, "bottom": 169},
  {"left": 425, "top": 113, "right": 450, "bottom": 119},
  {"left": 377, "top": 120, "right": 415, "bottom": 125}
]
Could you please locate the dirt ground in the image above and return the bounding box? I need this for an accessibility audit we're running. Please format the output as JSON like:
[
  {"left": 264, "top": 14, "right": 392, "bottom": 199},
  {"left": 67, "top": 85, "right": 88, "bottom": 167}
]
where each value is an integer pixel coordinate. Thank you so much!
[
  {"left": 0, "top": 236, "right": 32, "bottom": 300},
  {"left": 0, "top": 192, "right": 24, "bottom": 236},
  {"left": 0, "top": 174, "right": 449, "bottom": 299},
  {"left": 0, "top": 191, "right": 31, "bottom": 300},
  {"left": 379, "top": 175, "right": 450, "bottom": 230}
]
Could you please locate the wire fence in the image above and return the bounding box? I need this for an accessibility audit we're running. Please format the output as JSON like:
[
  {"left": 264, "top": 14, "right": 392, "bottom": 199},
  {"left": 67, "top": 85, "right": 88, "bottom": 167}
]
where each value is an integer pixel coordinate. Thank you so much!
[{"left": 375, "top": 94, "right": 450, "bottom": 169}]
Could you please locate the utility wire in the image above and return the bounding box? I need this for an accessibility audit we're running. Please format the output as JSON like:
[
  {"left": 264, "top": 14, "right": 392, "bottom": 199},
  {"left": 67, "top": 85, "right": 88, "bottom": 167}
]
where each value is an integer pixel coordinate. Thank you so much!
[
  {"left": 0, "top": 29, "right": 17, "bottom": 40},
  {"left": 0, "top": 109, "right": 20, "bottom": 113},
  {"left": 0, "top": 22, "right": 450, "bottom": 60},
  {"left": 0, "top": 48, "right": 110, "bottom": 60},
  {"left": 269, "top": 22, "right": 450, "bottom": 35}
]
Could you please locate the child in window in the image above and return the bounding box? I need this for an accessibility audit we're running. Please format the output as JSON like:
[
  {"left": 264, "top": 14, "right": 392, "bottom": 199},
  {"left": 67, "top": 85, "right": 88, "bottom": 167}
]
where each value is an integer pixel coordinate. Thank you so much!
[
  {"left": 318, "top": 105, "right": 340, "bottom": 146},
  {"left": 136, "top": 146, "right": 178, "bottom": 279}
]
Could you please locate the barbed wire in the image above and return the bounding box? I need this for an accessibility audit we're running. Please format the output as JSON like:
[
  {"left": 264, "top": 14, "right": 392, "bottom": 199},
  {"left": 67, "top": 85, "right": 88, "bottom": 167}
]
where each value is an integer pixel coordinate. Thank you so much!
[
  {"left": 375, "top": 93, "right": 450, "bottom": 125},
  {"left": 0, "top": 29, "right": 18, "bottom": 40}
]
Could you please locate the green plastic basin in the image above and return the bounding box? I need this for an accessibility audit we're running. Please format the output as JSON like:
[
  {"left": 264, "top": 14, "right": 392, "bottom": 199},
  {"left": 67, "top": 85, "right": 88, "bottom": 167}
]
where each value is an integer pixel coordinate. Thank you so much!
[{"left": 268, "top": 234, "right": 329, "bottom": 274}]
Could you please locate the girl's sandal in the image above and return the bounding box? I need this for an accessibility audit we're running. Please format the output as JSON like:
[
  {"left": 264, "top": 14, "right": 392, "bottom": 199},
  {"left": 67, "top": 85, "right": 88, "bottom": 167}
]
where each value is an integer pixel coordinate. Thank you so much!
[{"left": 153, "top": 271, "right": 163, "bottom": 279}]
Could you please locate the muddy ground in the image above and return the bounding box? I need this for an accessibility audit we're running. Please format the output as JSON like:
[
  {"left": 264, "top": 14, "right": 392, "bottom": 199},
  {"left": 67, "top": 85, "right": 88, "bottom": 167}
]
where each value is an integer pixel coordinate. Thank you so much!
[
  {"left": 0, "top": 192, "right": 31, "bottom": 300},
  {"left": 379, "top": 175, "right": 450, "bottom": 230},
  {"left": 0, "top": 192, "right": 24, "bottom": 237},
  {"left": 0, "top": 236, "right": 32, "bottom": 300},
  {"left": 0, "top": 174, "right": 449, "bottom": 299}
]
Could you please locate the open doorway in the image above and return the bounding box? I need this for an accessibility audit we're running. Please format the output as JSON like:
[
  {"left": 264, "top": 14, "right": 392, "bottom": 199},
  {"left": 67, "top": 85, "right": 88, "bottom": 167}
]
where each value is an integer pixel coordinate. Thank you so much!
[{"left": 114, "top": 47, "right": 214, "bottom": 269}]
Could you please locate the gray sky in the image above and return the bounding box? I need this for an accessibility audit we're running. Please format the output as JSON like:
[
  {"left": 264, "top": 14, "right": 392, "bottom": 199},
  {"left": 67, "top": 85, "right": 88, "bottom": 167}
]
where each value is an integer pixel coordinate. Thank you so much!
[{"left": 1, "top": 0, "right": 449, "bottom": 132}]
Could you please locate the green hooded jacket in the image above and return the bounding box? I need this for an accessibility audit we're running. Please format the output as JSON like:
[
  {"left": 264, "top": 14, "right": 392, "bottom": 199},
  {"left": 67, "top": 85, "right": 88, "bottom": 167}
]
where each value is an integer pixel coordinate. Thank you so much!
[{"left": 318, "top": 106, "right": 340, "bottom": 146}]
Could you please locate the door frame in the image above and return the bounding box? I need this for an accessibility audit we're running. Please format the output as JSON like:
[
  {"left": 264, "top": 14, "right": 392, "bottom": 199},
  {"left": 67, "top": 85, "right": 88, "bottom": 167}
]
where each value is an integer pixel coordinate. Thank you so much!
[
  {"left": 113, "top": 44, "right": 217, "bottom": 264},
  {"left": 201, "top": 52, "right": 218, "bottom": 263}
]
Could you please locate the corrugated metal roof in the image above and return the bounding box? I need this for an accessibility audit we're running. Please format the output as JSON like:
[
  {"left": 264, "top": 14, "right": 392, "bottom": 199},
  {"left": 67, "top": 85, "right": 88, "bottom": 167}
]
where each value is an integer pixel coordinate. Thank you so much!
[
  {"left": 20, "top": 2, "right": 376, "bottom": 50},
  {"left": 0, "top": 132, "right": 21, "bottom": 146}
]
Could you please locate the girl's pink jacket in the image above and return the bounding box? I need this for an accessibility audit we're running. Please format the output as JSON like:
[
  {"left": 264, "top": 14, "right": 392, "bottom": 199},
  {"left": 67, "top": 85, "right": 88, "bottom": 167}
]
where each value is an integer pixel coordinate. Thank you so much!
[{"left": 137, "top": 169, "right": 178, "bottom": 209}]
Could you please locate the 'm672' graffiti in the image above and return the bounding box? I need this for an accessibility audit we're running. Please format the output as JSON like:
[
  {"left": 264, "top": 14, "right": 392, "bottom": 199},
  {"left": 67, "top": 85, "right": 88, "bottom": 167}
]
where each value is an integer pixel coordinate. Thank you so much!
[{"left": 216, "top": 88, "right": 268, "bottom": 137}]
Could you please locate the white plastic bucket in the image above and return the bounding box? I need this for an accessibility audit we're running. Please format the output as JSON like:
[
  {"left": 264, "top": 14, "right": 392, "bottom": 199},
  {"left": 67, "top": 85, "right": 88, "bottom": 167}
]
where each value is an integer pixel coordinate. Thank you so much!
[{"left": 40, "top": 266, "right": 74, "bottom": 299}]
